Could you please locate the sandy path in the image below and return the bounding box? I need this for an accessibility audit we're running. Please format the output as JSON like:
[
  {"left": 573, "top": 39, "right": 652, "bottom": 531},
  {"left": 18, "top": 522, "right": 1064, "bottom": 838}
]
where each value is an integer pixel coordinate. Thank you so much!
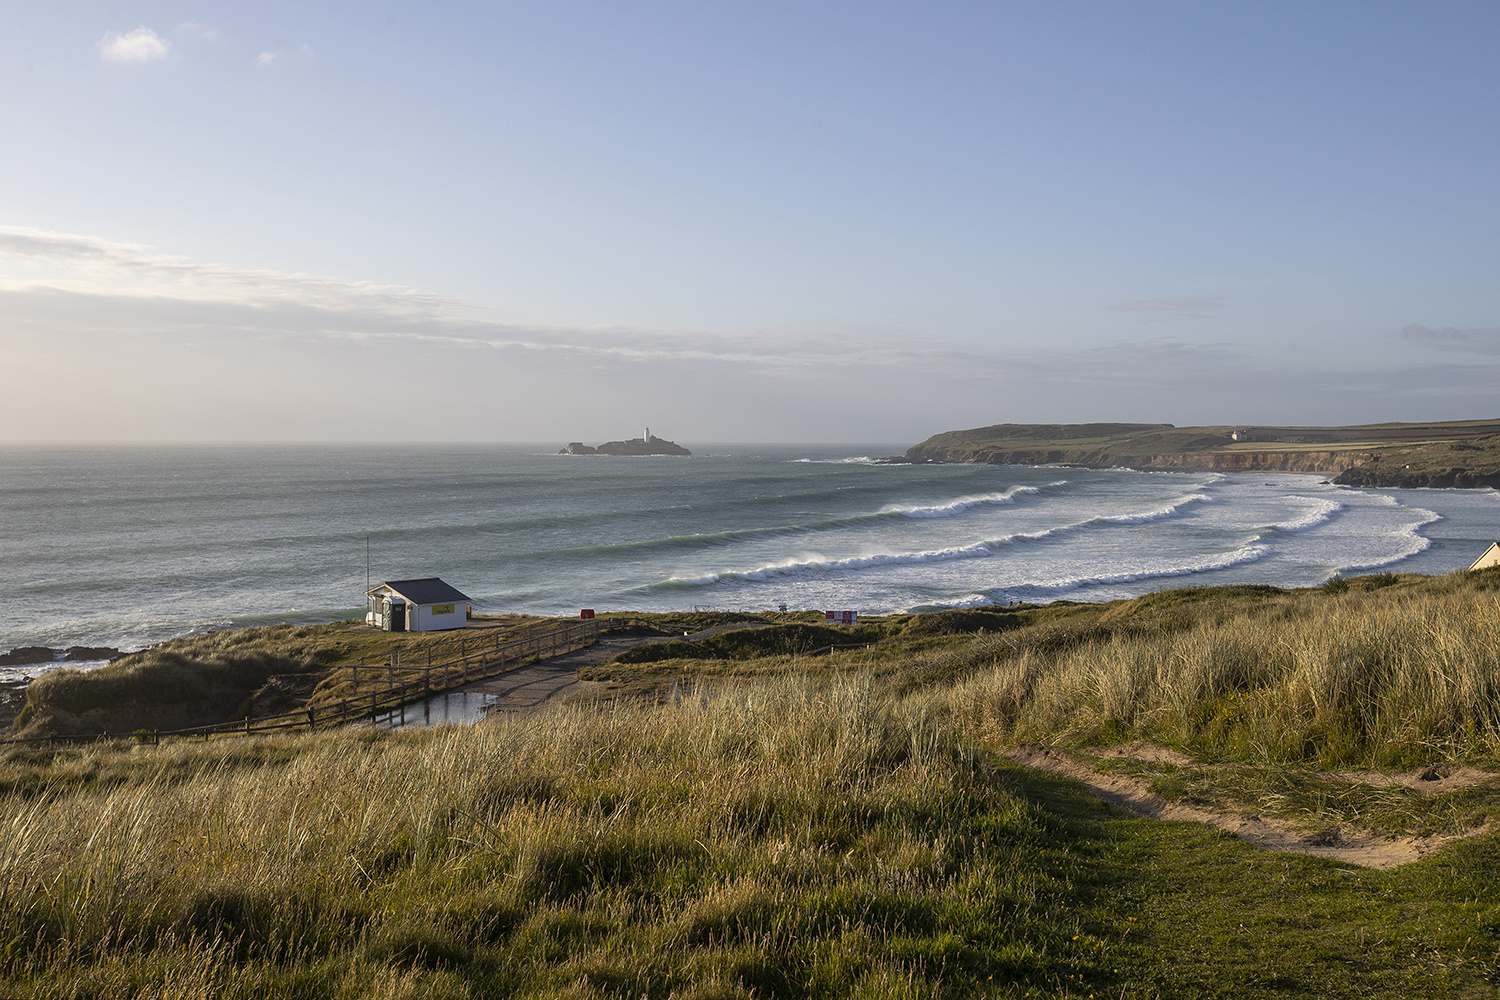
[
  {"left": 1007, "top": 741, "right": 1489, "bottom": 869},
  {"left": 472, "top": 622, "right": 773, "bottom": 719}
]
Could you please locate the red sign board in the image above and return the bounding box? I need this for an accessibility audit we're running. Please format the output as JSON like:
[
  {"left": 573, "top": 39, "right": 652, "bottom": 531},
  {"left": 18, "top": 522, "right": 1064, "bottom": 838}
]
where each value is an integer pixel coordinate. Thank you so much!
[
  {"left": 824, "top": 610, "right": 858, "bottom": 625},
  {"left": 580, "top": 609, "right": 595, "bottom": 619}
]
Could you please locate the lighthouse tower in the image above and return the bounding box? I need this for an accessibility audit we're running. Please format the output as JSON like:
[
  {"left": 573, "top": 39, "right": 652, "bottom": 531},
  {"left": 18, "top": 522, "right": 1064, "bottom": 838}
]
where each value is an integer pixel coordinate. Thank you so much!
[{"left": 644, "top": 426, "right": 651, "bottom": 442}]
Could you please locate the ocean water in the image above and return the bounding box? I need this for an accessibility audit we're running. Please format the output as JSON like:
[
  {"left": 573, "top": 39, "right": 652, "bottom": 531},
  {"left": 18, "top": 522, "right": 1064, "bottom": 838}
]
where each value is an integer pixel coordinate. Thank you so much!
[{"left": 1, "top": 443, "right": 1497, "bottom": 674}]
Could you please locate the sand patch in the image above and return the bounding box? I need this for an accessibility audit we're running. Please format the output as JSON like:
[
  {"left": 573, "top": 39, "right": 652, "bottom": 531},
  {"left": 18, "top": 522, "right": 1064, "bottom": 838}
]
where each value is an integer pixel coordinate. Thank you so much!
[
  {"left": 1334, "top": 764, "right": 1498, "bottom": 796},
  {"left": 1006, "top": 742, "right": 1484, "bottom": 870},
  {"left": 1097, "top": 740, "right": 1192, "bottom": 766}
]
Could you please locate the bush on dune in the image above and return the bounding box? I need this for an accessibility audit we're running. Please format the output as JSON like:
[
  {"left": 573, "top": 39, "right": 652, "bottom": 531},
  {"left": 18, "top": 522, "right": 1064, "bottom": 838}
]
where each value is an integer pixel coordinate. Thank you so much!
[
  {"left": 21, "top": 648, "right": 307, "bottom": 736},
  {"left": 612, "top": 623, "right": 883, "bottom": 665}
]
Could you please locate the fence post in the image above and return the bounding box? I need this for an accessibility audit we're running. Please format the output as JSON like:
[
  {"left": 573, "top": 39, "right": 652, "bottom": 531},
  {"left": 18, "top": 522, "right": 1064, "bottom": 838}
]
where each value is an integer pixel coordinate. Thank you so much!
[{"left": 307, "top": 707, "right": 315, "bottom": 731}]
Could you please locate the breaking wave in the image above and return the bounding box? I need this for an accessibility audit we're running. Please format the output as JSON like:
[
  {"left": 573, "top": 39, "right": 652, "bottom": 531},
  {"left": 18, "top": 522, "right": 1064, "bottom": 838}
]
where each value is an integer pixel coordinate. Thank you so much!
[
  {"left": 1093, "top": 492, "right": 1211, "bottom": 525},
  {"left": 1272, "top": 496, "right": 1344, "bottom": 532},
  {"left": 647, "top": 524, "right": 1265, "bottom": 592},
  {"left": 1025, "top": 541, "right": 1271, "bottom": 593},
  {"left": 881, "top": 485, "right": 1045, "bottom": 518}
]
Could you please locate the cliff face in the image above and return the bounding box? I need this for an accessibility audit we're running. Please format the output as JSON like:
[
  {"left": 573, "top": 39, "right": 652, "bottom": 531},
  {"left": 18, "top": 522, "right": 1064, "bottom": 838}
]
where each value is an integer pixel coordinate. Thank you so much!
[
  {"left": 1139, "top": 451, "right": 1374, "bottom": 474},
  {"left": 1334, "top": 467, "right": 1500, "bottom": 489},
  {"left": 899, "top": 420, "right": 1500, "bottom": 488},
  {"left": 902, "top": 445, "right": 1368, "bottom": 475}
]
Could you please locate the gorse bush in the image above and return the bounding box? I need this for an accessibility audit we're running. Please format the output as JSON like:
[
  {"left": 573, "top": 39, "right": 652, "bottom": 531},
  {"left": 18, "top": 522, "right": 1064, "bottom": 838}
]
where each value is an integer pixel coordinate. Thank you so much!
[
  {"left": 612, "top": 623, "right": 878, "bottom": 665},
  {"left": 28, "top": 649, "right": 298, "bottom": 717}
]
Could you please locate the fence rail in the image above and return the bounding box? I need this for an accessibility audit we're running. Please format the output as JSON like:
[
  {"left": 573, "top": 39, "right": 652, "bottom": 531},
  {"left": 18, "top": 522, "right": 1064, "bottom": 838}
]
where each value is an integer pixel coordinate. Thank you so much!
[{"left": 2, "top": 618, "right": 601, "bottom": 747}]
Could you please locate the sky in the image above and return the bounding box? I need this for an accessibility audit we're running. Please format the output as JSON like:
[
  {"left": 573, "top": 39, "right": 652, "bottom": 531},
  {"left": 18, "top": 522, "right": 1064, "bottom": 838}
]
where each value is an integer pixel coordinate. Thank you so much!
[{"left": 3, "top": 2, "right": 1499, "bottom": 444}]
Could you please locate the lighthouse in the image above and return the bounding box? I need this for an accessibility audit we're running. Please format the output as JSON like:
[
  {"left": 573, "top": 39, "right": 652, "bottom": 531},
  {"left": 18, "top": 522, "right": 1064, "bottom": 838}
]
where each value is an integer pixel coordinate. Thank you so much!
[{"left": 644, "top": 426, "right": 651, "bottom": 442}]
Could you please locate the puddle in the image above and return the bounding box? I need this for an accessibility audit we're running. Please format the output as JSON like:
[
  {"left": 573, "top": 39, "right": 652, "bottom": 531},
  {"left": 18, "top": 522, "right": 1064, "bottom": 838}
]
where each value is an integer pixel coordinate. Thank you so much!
[{"left": 369, "top": 690, "right": 501, "bottom": 730}]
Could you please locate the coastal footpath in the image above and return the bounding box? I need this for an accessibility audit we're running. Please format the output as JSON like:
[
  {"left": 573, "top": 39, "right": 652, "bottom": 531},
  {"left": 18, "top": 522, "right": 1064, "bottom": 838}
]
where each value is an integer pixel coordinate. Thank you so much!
[{"left": 896, "top": 418, "right": 1500, "bottom": 488}]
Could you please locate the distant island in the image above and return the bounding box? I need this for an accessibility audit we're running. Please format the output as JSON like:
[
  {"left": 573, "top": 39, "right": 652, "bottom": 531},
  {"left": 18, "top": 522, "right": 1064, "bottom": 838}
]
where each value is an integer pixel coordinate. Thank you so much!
[
  {"left": 559, "top": 428, "right": 691, "bottom": 457},
  {"left": 887, "top": 418, "right": 1500, "bottom": 488}
]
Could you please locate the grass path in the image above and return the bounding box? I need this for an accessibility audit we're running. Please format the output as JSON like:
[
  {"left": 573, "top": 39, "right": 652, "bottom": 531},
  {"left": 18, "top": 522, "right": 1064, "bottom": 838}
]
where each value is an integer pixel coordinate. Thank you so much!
[
  {"left": 996, "top": 759, "right": 1500, "bottom": 996},
  {"left": 1007, "top": 741, "right": 1493, "bottom": 869}
]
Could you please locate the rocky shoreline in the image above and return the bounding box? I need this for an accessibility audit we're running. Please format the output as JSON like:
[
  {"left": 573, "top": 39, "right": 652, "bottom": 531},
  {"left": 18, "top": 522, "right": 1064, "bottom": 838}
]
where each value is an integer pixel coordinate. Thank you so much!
[
  {"left": 0, "top": 646, "right": 124, "bottom": 733},
  {"left": 884, "top": 419, "right": 1500, "bottom": 489},
  {"left": 879, "top": 452, "right": 1500, "bottom": 489},
  {"left": 0, "top": 645, "right": 123, "bottom": 668},
  {"left": 559, "top": 430, "right": 691, "bottom": 456}
]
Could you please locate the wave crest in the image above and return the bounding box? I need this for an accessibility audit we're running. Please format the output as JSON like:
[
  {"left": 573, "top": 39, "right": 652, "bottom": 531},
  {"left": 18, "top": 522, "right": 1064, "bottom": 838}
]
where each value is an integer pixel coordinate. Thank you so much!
[{"left": 882, "top": 485, "right": 1043, "bottom": 519}]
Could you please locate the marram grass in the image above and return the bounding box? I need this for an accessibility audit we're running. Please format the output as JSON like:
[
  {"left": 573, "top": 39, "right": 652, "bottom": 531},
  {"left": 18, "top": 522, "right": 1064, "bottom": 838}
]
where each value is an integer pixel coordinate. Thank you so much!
[
  {"left": 6, "top": 573, "right": 1500, "bottom": 997},
  {"left": 948, "top": 581, "right": 1500, "bottom": 766},
  {"left": 2, "top": 677, "right": 1109, "bottom": 999}
]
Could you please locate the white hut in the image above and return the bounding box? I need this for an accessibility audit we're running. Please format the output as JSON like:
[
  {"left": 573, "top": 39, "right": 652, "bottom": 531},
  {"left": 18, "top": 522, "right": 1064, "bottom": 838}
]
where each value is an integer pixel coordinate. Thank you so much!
[
  {"left": 1469, "top": 543, "right": 1500, "bottom": 572},
  {"left": 365, "top": 578, "right": 474, "bottom": 632}
]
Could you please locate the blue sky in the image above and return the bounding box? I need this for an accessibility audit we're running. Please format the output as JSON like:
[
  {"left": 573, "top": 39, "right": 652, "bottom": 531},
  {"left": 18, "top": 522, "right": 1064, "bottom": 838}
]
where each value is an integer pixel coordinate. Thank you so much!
[{"left": 3, "top": 2, "right": 1499, "bottom": 442}]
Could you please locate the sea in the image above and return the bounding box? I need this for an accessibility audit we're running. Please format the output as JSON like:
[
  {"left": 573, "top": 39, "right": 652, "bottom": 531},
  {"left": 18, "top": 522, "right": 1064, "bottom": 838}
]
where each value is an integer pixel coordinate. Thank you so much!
[{"left": 2, "top": 443, "right": 1497, "bottom": 683}]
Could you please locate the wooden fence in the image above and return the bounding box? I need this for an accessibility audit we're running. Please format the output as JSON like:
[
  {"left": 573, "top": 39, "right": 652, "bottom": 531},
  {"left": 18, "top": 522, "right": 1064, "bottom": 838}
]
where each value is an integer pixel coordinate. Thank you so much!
[{"left": 3, "top": 618, "right": 601, "bottom": 746}]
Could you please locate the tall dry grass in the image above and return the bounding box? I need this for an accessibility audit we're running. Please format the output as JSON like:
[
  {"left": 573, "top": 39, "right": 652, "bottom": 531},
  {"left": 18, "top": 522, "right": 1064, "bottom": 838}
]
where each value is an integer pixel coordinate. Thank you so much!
[
  {"left": 945, "top": 583, "right": 1500, "bottom": 765},
  {"left": 0, "top": 674, "right": 1084, "bottom": 998}
]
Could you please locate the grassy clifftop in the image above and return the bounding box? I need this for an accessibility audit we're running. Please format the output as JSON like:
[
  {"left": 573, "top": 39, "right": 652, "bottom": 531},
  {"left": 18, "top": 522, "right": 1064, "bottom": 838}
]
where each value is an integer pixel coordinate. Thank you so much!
[
  {"left": 5, "top": 569, "right": 1500, "bottom": 996},
  {"left": 901, "top": 418, "right": 1500, "bottom": 486}
]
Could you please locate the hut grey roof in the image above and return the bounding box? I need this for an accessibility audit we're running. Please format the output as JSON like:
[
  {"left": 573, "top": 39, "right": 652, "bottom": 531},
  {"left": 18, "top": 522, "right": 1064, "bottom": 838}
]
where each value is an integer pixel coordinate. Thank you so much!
[{"left": 368, "top": 577, "right": 474, "bottom": 605}]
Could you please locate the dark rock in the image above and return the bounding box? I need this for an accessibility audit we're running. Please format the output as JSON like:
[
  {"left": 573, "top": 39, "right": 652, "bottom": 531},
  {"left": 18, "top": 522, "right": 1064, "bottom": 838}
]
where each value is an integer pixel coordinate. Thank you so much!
[
  {"left": 0, "top": 680, "right": 27, "bottom": 732},
  {"left": 65, "top": 646, "right": 122, "bottom": 662},
  {"left": 569, "top": 434, "right": 691, "bottom": 456},
  {"left": 0, "top": 646, "right": 60, "bottom": 667}
]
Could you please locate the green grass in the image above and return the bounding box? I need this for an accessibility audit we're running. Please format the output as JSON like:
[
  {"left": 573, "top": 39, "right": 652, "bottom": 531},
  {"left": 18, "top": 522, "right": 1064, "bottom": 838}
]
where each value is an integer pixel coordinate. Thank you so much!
[
  {"left": 2, "top": 685, "right": 1499, "bottom": 998},
  {"left": 9, "top": 571, "right": 1500, "bottom": 995},
  {"left": 1090, "top": 755, "right": 1500, "bottom": 839}
]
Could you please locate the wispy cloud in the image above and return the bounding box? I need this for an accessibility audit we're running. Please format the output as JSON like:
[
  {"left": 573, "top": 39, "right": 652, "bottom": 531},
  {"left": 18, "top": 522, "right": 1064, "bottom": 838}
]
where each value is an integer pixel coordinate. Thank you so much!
[
  {"left": 175, "top": 21, "right": 222, "bottom": 43},
  {"left": 3, "top": 227, "right": 1497, "bottom": 441},
  {"left": 257, "top": 44, "right": 314, "bottom": 67},
  {"left": 1399, "top": 324, "right": 1500, "bottom": 355},
  {"left": 0, "top": 226, "right": 450, "bottom": 319},
  {"left": 98, "top": 27, "right": 170, "bottom": 64}
]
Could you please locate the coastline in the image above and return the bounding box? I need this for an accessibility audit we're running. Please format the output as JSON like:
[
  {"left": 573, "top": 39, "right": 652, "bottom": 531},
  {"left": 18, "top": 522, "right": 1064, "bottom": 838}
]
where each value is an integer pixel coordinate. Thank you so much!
[{"left": 894, "top": 418, "right": 1500, "bottom": 488}]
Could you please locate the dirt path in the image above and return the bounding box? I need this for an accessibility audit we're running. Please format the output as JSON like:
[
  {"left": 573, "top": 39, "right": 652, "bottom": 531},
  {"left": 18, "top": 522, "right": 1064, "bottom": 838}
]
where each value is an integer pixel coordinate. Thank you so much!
[
  {"left": 1007, "top": 741, "right": 1491, "bottom": 869},
  {"left": 472, "top": 622, "right": 773, "bottom": 720}
]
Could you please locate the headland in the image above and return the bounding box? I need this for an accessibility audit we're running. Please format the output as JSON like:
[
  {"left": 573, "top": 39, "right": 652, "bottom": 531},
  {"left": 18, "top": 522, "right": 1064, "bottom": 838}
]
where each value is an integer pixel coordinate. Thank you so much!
[{"left": 889, "top": 418, "right": 1500, "bottom": 488}]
